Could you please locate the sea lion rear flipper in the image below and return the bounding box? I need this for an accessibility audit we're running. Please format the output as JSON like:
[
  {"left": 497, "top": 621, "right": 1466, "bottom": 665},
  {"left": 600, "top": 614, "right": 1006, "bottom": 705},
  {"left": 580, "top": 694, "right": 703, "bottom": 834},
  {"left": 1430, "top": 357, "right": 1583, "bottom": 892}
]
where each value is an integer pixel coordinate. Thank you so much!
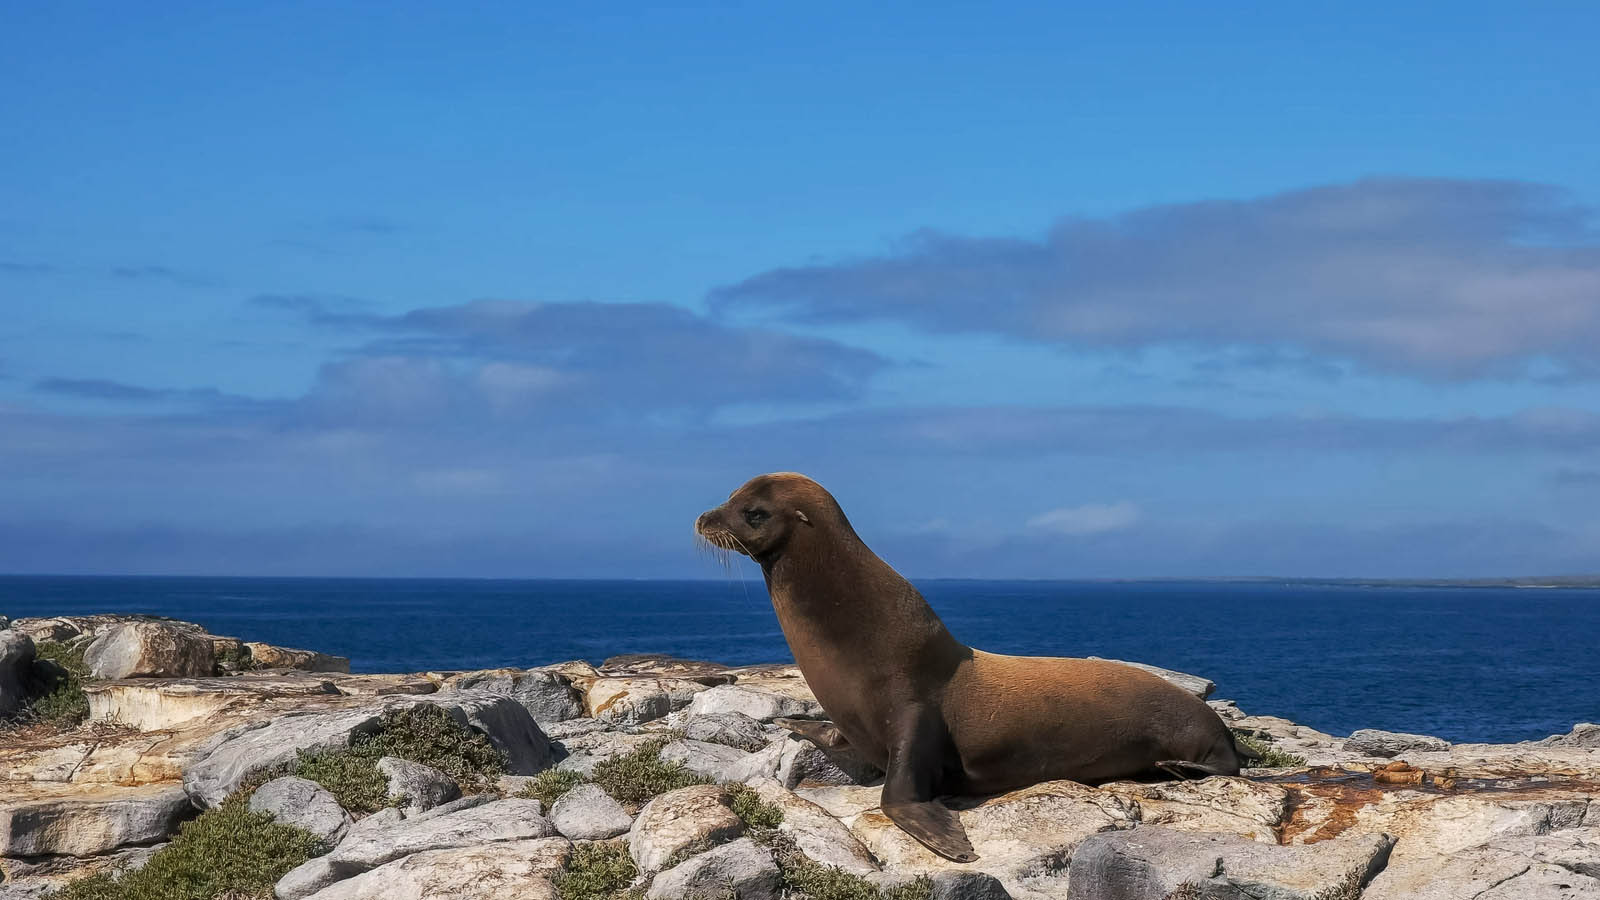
[
  {"left": 881, "top": 708, "right": 979, "bottom": 863},
  {"left": 883, "top": 800, "right": 977, "bottom": 863},
  {"left": 1157, "top": 759, "right": 1231, "bottom": 780},
  {"left": 773, "top": 717, "right": 851, "bottom": 751}
]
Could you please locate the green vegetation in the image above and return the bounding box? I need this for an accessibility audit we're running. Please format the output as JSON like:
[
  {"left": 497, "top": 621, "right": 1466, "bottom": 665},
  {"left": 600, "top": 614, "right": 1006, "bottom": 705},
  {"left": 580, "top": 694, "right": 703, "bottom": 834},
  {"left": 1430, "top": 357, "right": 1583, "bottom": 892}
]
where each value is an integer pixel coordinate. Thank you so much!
[
  {"left": 516, "top": 768, "right": 586, "bottom": 807},
  {"left": 589, "top": 737, "right": 711, "bottom": 806},
  {"left": 214, "top": 643, "right": 257, "bottom": 674},
  {"left": 14, "top": 640, "right": 91, "bottom": 728},
  {"left": 759, "top": 831, "right": 931, "bottom": 900},
  {"left": 50, "top": 796, "right": 323, "bottom": 900},
  {"left": 725, "top": 782, "right": 783, "bottom": 833},
  {"left": 554, "top": 842, "right": 643, "bottom": 900},
  {"left": 1233, "top": 730, "right": 1308, "bottom": 769},
  {"left": 251, "top": 705, "right": 507, "bottom": 814}
]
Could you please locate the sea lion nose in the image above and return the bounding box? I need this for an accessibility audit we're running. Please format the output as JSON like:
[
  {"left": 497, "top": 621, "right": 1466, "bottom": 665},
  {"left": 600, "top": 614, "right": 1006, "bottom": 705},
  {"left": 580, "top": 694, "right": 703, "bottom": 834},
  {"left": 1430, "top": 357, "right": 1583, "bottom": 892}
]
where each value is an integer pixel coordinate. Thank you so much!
[{"left": 695, "top": 511, "right": 718, "bottom": 533}]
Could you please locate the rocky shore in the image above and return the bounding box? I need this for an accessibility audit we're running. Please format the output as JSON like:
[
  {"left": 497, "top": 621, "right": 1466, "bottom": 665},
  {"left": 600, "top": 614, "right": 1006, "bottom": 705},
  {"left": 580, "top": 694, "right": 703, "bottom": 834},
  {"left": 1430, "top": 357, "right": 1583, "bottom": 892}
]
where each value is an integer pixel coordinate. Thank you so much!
[{"left": 3, "top": 614, "right": 1598, "bottom": 900}]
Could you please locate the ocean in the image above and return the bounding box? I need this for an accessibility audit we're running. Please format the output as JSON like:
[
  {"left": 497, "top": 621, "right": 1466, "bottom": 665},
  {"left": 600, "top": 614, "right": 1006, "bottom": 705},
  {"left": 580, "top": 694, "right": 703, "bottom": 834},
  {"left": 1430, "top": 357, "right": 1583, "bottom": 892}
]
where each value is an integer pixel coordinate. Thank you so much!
[{"left": 2, "top": 575, "right": 1594, "bottom": 745}]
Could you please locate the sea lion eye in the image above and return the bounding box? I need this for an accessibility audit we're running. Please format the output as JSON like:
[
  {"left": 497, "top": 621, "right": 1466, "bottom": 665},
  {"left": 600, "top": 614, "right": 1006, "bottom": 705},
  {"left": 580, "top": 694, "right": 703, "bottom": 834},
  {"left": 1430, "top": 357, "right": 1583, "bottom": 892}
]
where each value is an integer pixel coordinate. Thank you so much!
[{"left": 743, "top": 508, "right": 770, "bottom": 527}]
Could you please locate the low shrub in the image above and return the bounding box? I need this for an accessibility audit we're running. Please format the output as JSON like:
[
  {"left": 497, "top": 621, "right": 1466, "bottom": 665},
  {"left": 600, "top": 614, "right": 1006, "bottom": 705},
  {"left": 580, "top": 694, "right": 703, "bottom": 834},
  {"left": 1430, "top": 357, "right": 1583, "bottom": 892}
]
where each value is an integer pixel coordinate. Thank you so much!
[
  {"left": 50, "top": 795, "right": 323, "bottom": 900},
  {"left": 1233, "top": 730, "right": 1307, "bottom": 769},
  {"left": 726, "top": 782, "right": 783, "bottom": 833},
  {"left": 589, "top": 738, "right": 711, "bottom": 806},
  {"left": 764, "top": 830, "right": 932, "bottom": 900},
  {"left": 554, "top": 841, "right": 641, "bottom": 900},
  {"left": 516, "top": 768, "right": 586, "bottom": 807},
  {"left": 16, "top": 640, "right": 91, "bottom": 728}
]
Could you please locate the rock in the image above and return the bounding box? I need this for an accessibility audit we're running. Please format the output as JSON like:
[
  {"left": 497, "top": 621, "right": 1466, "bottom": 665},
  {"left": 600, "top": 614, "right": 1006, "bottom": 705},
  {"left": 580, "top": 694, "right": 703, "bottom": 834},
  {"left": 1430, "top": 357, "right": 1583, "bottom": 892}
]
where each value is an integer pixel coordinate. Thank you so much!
[
  {"left": 84, "top": 674, "right": 341, "bottom": 730},
  {"left": 1100, "top": 777, "right": 1290, "bottom": 843},
  {"left": 1543, "top": 724, "right": 1600, "bottom": 749},
  {"left": 301, "top": 837, "right": 571, "bottom": 900},
  {"left": 684, "top": 711, "right": 772, "bottom": 752},
  {"left": 326, "top": 797, "right": 553, "bottom": 877},
  {"left": 0, "top": 629, "right": 34, "bottom": 718},
  {"left": 0, "top": 782, "right": 194, "bottom": 857},
  {"left": 742, "top": 779, "right": 878, "bottom": 875},
  {"left": 686, "top": 683, "right": 823, "bottom": 722},
  {"left": 551, "top": 783, "right": 634, "bottom": 840},
  {"left": 248, "top": 776, "right": 351, "bottom": 844},
  {"left": 646, "top": 837, "right": 781, "bottom": 900},
  {"left": 1366, "top": 829, "right": 1600, "bottom": 899},
  {"left": 1066, "top": 826, "right": 1395, "bottom": 900},
  {"left": 438, "top": 667, "right": 584, "bottom": 724},
  {"left": 82, "top": 622, "right": 216, "bottom": 679},
  {"left": 628, "top": 784, "right": 745, "bottom": 871},
  {"left": 277, "top": 856, "right": 342, "bottom": 900},
  {"left": 1089, "top": 657, "right": 1215, "bottom": 699},
  {"left": 245, "top": 642, "right": 351, "bottom": 674},
  {"left": 659, "top": 738, "right": 754, "bottom": 781},
  {"left": 599, "top": 654, "right": 738, "bottom": 684},
  {"left": 723, "top": 740, "right": 788, "bottom": 784},
  {"left": 1346, "top": 728, "right": 1452, "bottom": 757},
  {"left": 553, "top": 730, "right": 661, "bottom": 776},
  {"left": 183, "top": 694, "right": 552, "bottom": 807},
  {"left": 582, "top": 677, "right": 711, "bottom": 725},
  {"left": 777, "top": 736, "right": 882, "bottom": 788},
  {"left": 870, "top": 871, "right": 1010, "bottom": 900},
  {"left": 377, "top": 757, "right": 461, "bottom": 815}
]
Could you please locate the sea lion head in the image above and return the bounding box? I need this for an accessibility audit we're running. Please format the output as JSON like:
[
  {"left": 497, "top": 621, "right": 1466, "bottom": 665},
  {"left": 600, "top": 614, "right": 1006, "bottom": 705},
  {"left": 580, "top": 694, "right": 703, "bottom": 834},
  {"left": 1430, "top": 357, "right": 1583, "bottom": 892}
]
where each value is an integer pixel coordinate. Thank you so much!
[{"left": 695, "top": 472, "right": 846, "bottom": 564}]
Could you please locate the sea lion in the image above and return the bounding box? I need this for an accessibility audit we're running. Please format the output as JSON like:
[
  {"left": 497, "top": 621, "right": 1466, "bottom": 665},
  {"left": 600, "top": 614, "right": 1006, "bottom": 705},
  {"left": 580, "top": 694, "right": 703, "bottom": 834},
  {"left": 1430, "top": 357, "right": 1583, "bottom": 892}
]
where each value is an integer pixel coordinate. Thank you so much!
[{"left": 695, "top": 472, "right": 1254, "bottom": 863}]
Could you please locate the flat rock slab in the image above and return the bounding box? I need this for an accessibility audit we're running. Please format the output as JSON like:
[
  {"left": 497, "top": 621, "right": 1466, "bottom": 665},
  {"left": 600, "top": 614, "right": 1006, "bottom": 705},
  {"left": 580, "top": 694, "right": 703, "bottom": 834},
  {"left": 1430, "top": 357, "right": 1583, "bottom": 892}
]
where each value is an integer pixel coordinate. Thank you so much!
[
  {"left": 245, "top": 642, "right": 350, "bottom": 673},
  {"left": 1365, "top": 828, "right": 1600, "bottom": 900},
  {"left": 1100, "top": 777, "right": 1289, "bottom": 844},
  {"left": 1066, "top": 826, "right": 1395, "bottom": 900},
  {"left": 84, "top": 674, "right": 341, "bottom": 731},
  {"left": 327, "top": 797, "right": 554, "bottom": 877},
  {"left": 304, "top": 837, "right": 571, "bottom": 900},
  {"left": 1345, "top": 728, "right": 1452, "bottom": 757},
  {"left": 0, "top": 782, "right": 194, "bottom": 857}
]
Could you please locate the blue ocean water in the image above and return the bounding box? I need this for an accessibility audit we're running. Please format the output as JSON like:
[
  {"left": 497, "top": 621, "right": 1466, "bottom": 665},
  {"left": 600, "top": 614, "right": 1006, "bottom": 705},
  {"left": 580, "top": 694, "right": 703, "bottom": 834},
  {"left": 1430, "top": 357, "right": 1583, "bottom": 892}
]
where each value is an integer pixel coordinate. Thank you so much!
[{"left": 2, "top": 575, "right": 1594, "bottom": 745}]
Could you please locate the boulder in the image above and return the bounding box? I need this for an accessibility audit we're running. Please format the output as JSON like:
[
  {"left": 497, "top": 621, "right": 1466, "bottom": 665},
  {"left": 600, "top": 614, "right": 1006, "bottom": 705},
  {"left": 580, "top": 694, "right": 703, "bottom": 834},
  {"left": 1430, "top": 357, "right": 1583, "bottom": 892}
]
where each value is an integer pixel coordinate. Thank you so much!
[
  {"left": 183, "top": 694, "right": 552, "bottom": 807},
  {"left": 646, "top": 837, "right": 781, "bottom": 900},
  {"left": 1543, "top": 724, "right": 1600, "bottom": 749},
  {"left": 777, "top": 736, "right": 882, "bottom": 788},
  {"left": 686, "top": 683, "right": 823, "bottom": 722},
  {"left": 582, "top": 677, "right": 711, "bottom": 725},
  {"left": 245, "top": 642, "right": 351, "bottom": 674},
  {"left": 438, "top": 668, "right": 584, "bottom": 724},
  {"left": 628, "top": 784, "right": 745, "bottom": 871},
  {"left": 82, "top": 622, "right": 216, "bottom": 679},
  {"left": 659, "top": 738, "right": 754, "bottom": 782},
  {"left": 301, "top": 837, "right": 571, "bottom": 900},
  {"left": 1345, "top": 728, "right": 1452, "bottom": 757},
  {"left": 1366, "top": 829, "right": 1600, "bottom": 900},
  {"left": 1066, "top": 826, "right": 1395, "bottom": 900},
  {"left": 684, "top": 711, "right": 771, "bottom": 751},
  {"left": 326, "top": 797, "right": 553, "bottom": 877},
  {"left": 550, "top": 783, "right": 634, "bottom": 840},
  {"left": 377, "top": 757, "right": 460, "bottom": 815},
  {"left": 0, "top": 629, "right": 34, "bottom": 718},
  {"left": 1089, "top": 657, "right": 1215, "bottom": 699},
  {"left": 742, "top": 778, "right": 878, "bottom": 875},
  {"left": 0, "top": 782, "right": 194, "bottom": 857},
  {"left": 248, "top": 776, "right": 351, "bottom": 844}
]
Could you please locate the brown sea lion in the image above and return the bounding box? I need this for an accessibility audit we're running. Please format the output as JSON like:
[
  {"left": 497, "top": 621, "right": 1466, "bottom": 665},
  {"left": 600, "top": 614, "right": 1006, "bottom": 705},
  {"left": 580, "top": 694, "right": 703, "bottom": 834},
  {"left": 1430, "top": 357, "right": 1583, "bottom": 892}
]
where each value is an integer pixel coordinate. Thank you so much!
[{"left": 695, "top": 472, "right": 1254, "bottom": 863}]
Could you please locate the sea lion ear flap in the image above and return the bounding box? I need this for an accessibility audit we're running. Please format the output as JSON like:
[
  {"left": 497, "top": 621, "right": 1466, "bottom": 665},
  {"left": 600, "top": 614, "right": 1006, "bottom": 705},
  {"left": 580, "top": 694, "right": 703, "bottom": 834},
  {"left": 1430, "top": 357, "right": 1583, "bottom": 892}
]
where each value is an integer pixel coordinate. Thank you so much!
[{"left": 794, "top": 509, "right": 811, "bottom": 525}]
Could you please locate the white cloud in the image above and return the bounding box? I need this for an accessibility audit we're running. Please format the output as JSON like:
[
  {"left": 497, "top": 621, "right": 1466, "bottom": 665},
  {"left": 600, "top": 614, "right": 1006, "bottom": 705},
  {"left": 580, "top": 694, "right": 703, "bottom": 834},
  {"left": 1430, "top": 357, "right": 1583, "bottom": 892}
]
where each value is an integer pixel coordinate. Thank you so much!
[{"left": 1026, "top": 501, "right": 1142, "bottom": 536}]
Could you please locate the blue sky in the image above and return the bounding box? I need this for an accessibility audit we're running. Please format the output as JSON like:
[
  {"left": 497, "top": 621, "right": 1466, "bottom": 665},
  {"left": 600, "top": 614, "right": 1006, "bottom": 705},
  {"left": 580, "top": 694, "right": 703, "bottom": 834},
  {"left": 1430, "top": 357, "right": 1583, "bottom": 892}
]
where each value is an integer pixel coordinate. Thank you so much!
[{"left": 3, "top": 1, "right": 1599, "bottom": 577}]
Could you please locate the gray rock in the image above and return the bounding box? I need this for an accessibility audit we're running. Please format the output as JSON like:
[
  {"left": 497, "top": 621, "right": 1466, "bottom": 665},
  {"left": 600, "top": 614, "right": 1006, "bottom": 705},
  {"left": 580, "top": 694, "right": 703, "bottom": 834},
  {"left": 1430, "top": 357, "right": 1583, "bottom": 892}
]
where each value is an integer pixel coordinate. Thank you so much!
[
  {"left": 184, "top": 694, "right": 552, "bottom": 807},
  {"left": 646, "top": 837, "right": 781, "bottom": 900},
  {"left": 684, "top": 711, "right": 771, "bottom": 751},
  {"left": 276, "top": 855, "right": 341, "bottom": 900},
  {"left": 327, "top": 797, "right": 553, "bottom": 876},
  {"left": 1542, "top": 723, "right": 1600, "bottom": 748},
  {"left": 685, "top": 683, "right": 822, "bottom": 722},
  {"left": 1364, "top": 828, "right": 1600, "bottom": 899},
  {"left": 629, "top": 784, "right": 745, "bottom": 871},
  {"left": 410, "top": 792, "right": 502, "bottom": 821},
  {"left": 300, "top": 837, "right": 572, "bottom": 900},
  {"left": 377, "top": 757, "right": 460, "bottom": 815},
  {"left": 1066, "top": 826, "right": 1395, "bottom": 900},
  {"left": 741, "top": 779, "right": 878, "bottom": 875},
  {"left": 723, "top": 740, "right": 787, "bottom": 784},
  {"left": 248, "top": 776, "right": 351, "bottom": 844},
  {"left": 659, "top": 738, "right": 755, "bottom": 781},
  {"left": 870, "top": 871, "right": 1011, "bottom": 900},
  {"left": 0, "top": 783, "right": 195, "bottom": 857},
  {"left": 777, "top": 736, "right": 882, "bottom": 788},
  {"left": 82, "top": 621, "right": 216, "bottom": 679},
  {"left": 0, "top": 629, "right": 34, "bottom": 718},
  {"left": 551, "top": 783, "right": 633, "bottom": 840},
  {"left": 440, "top": 667, "right": 584, "bottom": 724},
  {"left": 1088, "top": 657, "right": 1215, "bottom": 699},
  {"left": 1345, "top": 728, "right": 1452, "bottom": 757}
]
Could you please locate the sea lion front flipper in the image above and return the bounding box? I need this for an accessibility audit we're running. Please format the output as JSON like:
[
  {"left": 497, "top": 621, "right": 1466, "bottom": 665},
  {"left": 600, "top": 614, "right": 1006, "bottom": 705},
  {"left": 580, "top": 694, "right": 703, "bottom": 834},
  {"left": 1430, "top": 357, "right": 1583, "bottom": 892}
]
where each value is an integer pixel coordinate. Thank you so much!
[
  {"left": 881, "top": 707, "right": 978, "bottom": 863},
  {"left": 773, "top": 717, "right": 851, "bottom": 751}
]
